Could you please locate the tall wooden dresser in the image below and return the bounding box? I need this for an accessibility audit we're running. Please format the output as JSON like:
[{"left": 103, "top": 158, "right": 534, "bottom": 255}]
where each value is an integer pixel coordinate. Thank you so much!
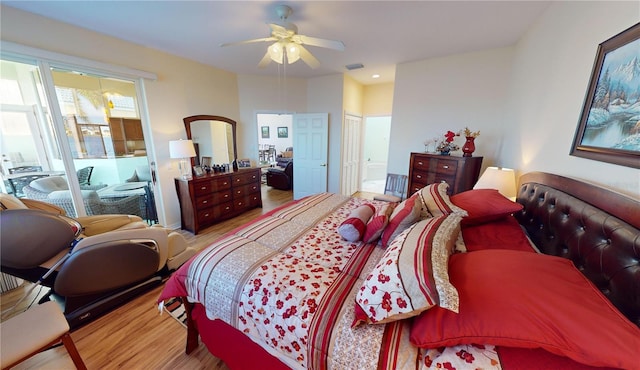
[
  {"left": 175, "top": 168, "right": 262, "bottom": 234},
  {"left": 408, "top": 153, "right": 483, "bottom": 196}
]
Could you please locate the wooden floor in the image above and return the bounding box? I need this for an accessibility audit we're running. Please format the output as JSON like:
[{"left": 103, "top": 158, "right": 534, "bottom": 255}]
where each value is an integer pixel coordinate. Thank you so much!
[{"left": 0, "top": 186, "right": 317, "bottom": 370}]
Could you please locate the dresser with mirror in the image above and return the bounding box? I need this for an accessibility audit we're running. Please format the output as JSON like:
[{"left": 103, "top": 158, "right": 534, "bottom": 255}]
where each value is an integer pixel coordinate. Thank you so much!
[{"left": 175, "top": 115, "right": 262, "bottom": 234}]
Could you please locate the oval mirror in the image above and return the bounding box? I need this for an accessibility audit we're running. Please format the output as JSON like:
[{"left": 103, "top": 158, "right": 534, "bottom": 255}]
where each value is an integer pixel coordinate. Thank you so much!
[{"left": 183, "top": 115, "right": 237, "bottom": 168}]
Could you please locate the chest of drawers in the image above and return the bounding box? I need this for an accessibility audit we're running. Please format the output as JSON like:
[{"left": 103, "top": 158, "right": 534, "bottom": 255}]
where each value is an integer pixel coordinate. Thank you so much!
[
  {"left": 408, "top": 153, "right": 483, "bottom": 196},
  {"left": 175, "top": 168, "right": 262, "bottom": 234}
]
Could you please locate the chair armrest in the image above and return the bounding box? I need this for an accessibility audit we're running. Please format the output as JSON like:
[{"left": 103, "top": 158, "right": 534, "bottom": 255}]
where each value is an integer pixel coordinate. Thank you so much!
[
  {"left": 19, "top": 198, "right": 66, "bottom": 215},
  {"left": 75, "top": 215, "right": 145, "bottom": 236}
]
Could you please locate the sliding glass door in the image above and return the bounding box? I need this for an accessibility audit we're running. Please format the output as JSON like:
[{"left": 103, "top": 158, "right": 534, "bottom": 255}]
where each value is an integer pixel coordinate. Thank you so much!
[{"left": 0, "top": 58, "right": 155, "bottom": 221}]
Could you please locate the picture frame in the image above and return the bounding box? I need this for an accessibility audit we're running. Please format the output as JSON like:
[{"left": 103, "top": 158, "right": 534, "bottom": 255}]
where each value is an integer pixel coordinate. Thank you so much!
[
  {"left": 238, "top": 158, "right": 251, "bottom": 168},
  {"left": 261, "top": 126, "right": 270, "bottom": 138},
  {"left": 277, "top": 127, "right": 288, "bottom": 138},
  {"left": 193, "top": 165, "right": 205, "bottom": 176},
  {"left": 570, "top": 23, "right": 640, "bottom": 169}
]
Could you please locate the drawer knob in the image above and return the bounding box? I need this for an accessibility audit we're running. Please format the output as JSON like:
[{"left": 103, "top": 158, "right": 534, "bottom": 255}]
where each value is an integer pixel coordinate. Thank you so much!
[
  {"left": 204, "top": 213, "right": 209, "bottom": 217},
  {"left": 442, "top": 165, "right": 449, "bottom": 169},
  {"left": 416, "top": 174, "right": 422, "bottom": 179},
  {"left": 202, "top": 200, "right": 208, "bottom": 204},
  {"left": 224, "top": 194, "right": 229, "bottom": 198},
  {"left": 225, "top": 206, "right": 230, "bottom": 210},
  {"left": 418, "top": 161, "right": 423, "bottom": 165},
  {"left": 200, "top": 186, "right": 207, "bottom": 190}
]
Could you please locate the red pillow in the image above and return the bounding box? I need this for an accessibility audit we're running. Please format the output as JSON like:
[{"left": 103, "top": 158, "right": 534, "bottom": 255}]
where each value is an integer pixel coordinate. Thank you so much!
[
  {"left": 450, "top": 188, "right": 523, "bottom": 225},
  {"left": 410, "top": 250, "right": 640, "bottom": 369},
  {"left": 362, "top": 203, "right": 395, "bottom": 243}
]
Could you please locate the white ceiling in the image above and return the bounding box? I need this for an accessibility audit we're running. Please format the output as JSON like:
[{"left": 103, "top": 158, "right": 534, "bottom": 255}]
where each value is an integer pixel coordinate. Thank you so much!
[{"left": 4, "top": 1, "right": 551, "bottom": 85}]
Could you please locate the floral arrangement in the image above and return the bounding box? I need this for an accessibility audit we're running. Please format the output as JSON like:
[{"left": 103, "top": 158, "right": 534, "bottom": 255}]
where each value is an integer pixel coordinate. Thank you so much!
[
  {"left": 435, "top": 130, "right": 460, "bottom": 152},
  {"left": 463, "top": 127, "right": 480, "bottom": 138}
]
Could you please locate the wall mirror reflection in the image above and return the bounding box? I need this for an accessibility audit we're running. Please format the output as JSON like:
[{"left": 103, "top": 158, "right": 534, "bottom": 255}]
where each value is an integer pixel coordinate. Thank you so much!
[{"left": 183, "top": 115, "right": 237, "bottom": 169}]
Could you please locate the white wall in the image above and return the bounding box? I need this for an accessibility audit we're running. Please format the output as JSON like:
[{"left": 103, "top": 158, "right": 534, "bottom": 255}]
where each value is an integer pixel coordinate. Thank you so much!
[
  {"left": 390, "top": 1, "right": 639, "bottom": 198},
  {"left": 503, "top": 1, "right": 639, "bottom": 197},
  {"left": 391, "top": 47, "right": 515, "bottom": 175},
  {"left": 307, "top": 74, "right": 344, "bottom": 194},
  {"left": 236, "top": 74, "right": 307, "bottom": 163}
]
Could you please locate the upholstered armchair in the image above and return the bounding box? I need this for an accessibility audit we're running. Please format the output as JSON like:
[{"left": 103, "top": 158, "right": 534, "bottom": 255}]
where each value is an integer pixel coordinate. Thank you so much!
[{"left": 266, "top": 161, "right": 293, "bottom": 190}]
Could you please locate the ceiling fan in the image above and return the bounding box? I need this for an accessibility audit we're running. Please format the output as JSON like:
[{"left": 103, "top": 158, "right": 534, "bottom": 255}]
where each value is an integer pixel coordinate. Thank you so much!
[{"left": 220, "top": 4, "right": 345, "bottom": 69}]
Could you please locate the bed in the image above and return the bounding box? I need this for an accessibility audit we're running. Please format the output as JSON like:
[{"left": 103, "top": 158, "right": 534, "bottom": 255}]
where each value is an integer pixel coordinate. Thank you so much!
[{"left": 158, "top": 171, "right": 639, "bottom": 369}]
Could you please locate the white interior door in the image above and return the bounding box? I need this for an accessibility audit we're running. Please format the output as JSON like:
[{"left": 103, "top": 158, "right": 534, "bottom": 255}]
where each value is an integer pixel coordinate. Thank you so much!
[
  {"left": 341, "top": 113, "right": 362, "bottom": 196},
  {"left": 292, "top": 113, "right": 328, "bottom": 199}
]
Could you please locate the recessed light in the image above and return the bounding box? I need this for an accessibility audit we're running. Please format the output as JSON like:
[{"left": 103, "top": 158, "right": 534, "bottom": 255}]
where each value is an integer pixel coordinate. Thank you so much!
[{"left": 372, "top": 74, "right": 380, "bottom": 79}]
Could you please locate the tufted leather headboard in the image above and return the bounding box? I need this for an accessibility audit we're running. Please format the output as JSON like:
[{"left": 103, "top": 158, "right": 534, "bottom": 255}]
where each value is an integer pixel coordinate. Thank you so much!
[{"left": 514, "top": 172, "right": 640, "bottom": 327}]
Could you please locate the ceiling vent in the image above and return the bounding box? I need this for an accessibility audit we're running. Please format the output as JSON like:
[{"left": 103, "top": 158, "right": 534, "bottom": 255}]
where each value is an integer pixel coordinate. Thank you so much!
[{"left": 345, "top": 63, "right": 364, "bottom": 70}]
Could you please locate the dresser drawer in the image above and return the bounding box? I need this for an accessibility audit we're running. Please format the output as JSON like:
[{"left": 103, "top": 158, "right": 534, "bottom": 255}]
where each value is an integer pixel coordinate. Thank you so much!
[
  {"left": 193, "top": 176, "right": 231, "bottom": 196},
  {"left": 432, "top": 159, "right": 458, "bottom": 175},
  {"left": 232, "top": 183, "right": 261, "bottom": 199},
  {"left": 412, "top": 156, "right": 433, "bottom": 172},
  {"left": 233, "top": 193, "right": 262, "bottom": 212},
  {"left": 197, "top": 201, "right": 234, "bottom": 224},
  {"left": 195, "top": 189, "right": 232, "bottom": 209},
  {"left": 232, "top": 171, "right": 260, "bottom": 187}
]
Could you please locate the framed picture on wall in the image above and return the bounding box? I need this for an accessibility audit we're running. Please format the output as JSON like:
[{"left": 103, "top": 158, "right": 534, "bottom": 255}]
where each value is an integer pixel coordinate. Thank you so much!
[
  {"left": 570, "top": 23, "right": 640, "bottom": 169},
  {"left": 277, "top": 127, "right": 288, "bottom": 138},
  {"left": 261, "top": 126, "right": 270, "bottom": 138}
]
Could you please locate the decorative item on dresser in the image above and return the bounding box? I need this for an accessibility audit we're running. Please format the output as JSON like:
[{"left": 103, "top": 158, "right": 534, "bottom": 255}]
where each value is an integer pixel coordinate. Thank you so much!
[
  {"left": 174, "top": 168, "right": 262, "bottom": 234},
  {"left": 408, "top": 152, "right": 482, "bottom": 195}
]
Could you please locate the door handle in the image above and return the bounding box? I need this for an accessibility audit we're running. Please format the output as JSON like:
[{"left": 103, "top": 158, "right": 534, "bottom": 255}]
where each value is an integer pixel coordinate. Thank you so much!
[{"left": 320, "top": 164, "right": 327, "bottom": 167}]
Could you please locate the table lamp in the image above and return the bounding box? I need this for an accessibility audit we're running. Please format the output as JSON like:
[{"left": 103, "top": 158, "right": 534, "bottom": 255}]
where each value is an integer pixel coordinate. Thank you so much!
[
  {"left": 473, "top": 166, "right": 517, "bottom": 200},
  {"left": 169, "top": 139, "right": 196, "bottom": 180}
]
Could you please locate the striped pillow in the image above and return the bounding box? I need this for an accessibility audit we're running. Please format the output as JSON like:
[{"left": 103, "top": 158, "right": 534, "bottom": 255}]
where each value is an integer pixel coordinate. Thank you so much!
[
  {"left": 363, "top": 203, "right": 395, "bottom": 244},
  {"left": 353, "top": 213, "right": 462, "bottom": 326},
  {"left": 418, "top": 182, "right": 467, "bottom": 218},
  {"left": 380, "top": 193, "right": 422, "bottom": 247}
]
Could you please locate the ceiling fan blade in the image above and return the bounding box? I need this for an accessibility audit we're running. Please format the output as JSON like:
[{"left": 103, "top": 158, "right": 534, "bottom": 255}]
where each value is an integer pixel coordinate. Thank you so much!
[
  {"left": 295, "top": 35, "right": 345, "bottom": 51},
  {"left": 258, "top": 51, "right": 272, "bottom": 68},
  {"left": 269, "top": 23, "right": 295, "bottom": 39},
  {"left": 220, "top": 37, "right": 276, "bottom": 47},
  {"left": 298, "top": 45, "right": 320, "bottom": 69}
]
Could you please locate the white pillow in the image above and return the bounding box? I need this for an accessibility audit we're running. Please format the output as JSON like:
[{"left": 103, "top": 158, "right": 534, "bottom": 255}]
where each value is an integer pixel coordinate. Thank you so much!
[{"left": 30, "top": 176, "right": 69, "bottom": 192}]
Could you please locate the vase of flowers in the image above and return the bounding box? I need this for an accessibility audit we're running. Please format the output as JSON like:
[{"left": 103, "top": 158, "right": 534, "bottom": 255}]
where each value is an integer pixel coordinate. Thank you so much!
[
  {"left": 461, "top": 127, "right": 480, "bottom": 157},
  {"left": 436, "top": 130, "right": 460, "bottom": 155}
]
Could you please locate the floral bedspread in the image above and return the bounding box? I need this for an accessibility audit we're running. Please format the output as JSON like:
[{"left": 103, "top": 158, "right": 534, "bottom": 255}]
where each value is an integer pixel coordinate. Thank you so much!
[{"left": 160, "top": 193, "right": 502, "bottom": 370}]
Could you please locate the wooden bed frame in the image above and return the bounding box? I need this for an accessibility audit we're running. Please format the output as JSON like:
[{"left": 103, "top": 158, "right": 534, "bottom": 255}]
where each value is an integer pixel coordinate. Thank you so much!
[{"left": 181, "top": 171, "right": 640, "bottom": 366}]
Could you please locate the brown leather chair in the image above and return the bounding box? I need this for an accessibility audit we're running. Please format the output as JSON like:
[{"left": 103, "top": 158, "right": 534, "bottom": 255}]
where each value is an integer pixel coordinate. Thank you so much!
[{"left": 266, "top": 161, "right": 293, "bottom": 190}]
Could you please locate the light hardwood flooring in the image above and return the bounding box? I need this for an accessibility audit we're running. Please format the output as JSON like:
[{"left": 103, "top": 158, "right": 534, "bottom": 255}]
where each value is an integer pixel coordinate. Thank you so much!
[
  {"left": 0, "top": 186, "right": 306, "bottom": 370},
  {"left": 1, "top": 187, "right": 376, "bottom": 369}
]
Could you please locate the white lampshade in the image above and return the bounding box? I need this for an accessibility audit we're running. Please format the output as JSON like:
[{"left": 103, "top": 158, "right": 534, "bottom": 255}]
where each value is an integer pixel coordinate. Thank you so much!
[
  {"left": 473, "top": 167, "right": 517, "bottom": 200},
  {"left": 169, "top": 139, "right": 196, "bottom": 179},
  {"left": 169, "top": 139, "right": 196, "bottom": 159}
]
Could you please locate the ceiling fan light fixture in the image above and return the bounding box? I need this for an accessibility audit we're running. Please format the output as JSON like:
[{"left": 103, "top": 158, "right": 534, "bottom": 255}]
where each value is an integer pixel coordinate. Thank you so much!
[
  {"left": 286, "top": 43, "right": 300, "bottom": 64},
  {"left": 268, "top": 42, "right": 284, "bottom": 64}
]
